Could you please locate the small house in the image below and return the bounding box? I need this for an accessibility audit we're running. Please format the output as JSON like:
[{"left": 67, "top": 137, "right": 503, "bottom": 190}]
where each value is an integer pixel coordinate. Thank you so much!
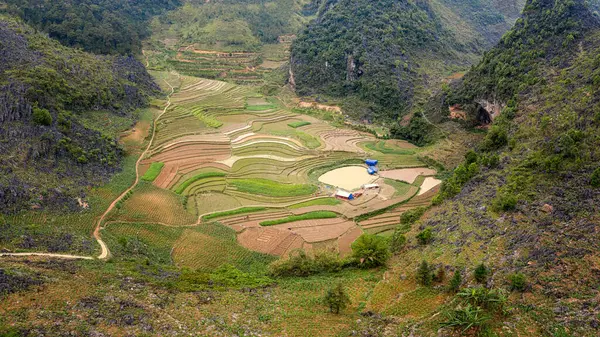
[
  {"left": 367, "top": 166, "right": 379, "bottom": 175},
  {"left": 363, "top": 183, "right": 379, "bottom": 190},
  {"left": 335, "top": 190, "right": 354, "bottom": 200}
]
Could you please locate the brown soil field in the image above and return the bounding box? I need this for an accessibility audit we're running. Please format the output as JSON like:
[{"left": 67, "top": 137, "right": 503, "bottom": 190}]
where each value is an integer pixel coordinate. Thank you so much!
[
  {"left": 120, "top": 120, "right": 150, "bottom": 145},
  {"left": 379, "top": 168, "right": 437, "bottom": 183},
  {"left": 237, "top": 227, "right": 304, "bottom": 256},
  {"left": 318, "top": 166, "right": 377, "bottom": 190},
  {"left": 418, "top": 177, "right": 442, "bottom": 195},
  {"left": 337, "top": 226, "right": 364, "bottom": 256}
]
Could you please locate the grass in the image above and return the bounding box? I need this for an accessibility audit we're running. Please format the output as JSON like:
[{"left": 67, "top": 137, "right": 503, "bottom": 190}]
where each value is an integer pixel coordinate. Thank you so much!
[
  {"left": 203, "top": 207, "right": 267, "bottom": 220},
  {"left": 384, "top": 178, "right": 413, "bottom": 196},
  {"left": 229, "top": 178, "right": 317, "bottom": 197},
  {"left": 296, "top": 131, "right": 321, "bottom": 149},
  {"left": 246, "top": 104, "right": 277, "bottom": 111},
  {"left": 141, "top": 162, "right": 164, "bottom": 182},
  {"left": 365, "top": 141, "right": 415, "bottom": 155},
  {"left": 175, "top": 172, "right": 228, "bottom": 194},
  {"left": 288, "top": 121, "right": 311, "bottom": 128},
  {"left": 259, "top": 211, "right": 338, "bottom": 226},
  {"left": 288, "top": 198, "right": 341, "bottom": 209}
]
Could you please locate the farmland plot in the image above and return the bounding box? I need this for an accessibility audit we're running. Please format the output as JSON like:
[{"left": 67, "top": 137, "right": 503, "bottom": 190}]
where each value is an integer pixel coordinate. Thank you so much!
[{"left": 111, "top": 70, "right": 440, "bottom": 259}]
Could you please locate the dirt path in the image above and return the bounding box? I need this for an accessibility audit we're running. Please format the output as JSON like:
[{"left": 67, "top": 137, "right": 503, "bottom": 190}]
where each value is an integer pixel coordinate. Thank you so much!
[
  {"left": 93, "top": 75, "right": 178, "bottom": 259},
  {"left": 0, "top": 253, "right": 93, "bottom": 260}
]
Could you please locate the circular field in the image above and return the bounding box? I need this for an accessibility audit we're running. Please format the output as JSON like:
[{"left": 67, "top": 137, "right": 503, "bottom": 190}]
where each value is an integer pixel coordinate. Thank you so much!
[{"left": 318, "top": 166, "right": 377, "bottom": 190}]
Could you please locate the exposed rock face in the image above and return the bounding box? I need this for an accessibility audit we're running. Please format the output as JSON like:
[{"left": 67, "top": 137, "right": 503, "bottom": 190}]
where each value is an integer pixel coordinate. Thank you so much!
[{"left": 476, "top": 99, "right": 505, "bottom": 124}]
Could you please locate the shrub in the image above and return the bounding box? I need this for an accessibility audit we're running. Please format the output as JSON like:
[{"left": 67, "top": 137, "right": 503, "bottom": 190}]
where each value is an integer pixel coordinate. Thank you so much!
[
  {"left": 416, "top": 260, "right": 433, "bottom": 286},
  {"left": 465, "top": 150, "right": 478, "bottom": 165},
  {"left": 591, "top": 168, "right": 600, "bottom": 187},
  {"left": 32, "top": 107, "right": 52, "bottom": 126},
  {"left": 323, "top": 282, "right": 351, "bottom": 314},
  {"left": 389, "top": 231, "right": 406, "bottom": 253},
  {"left": 492, "top": 192, "right": 517, "bottom": 211},
  {"left": 209, "top": 264, "right": 273, "bottom": 288},
  {"left": 509, "top": 273, "right": 527, "bottom": 292},
  {"left": 416, "top": 227, "right": 433, "bottom": 245},
  {"left": 449, "top": 270, "right": 462, "bottom": 293},
  {"left": 351, "top": 234, "right": 390, "bottom": 268},
  {"left": 456, "top": 287, "right": 507, "bottom": 311},
  {"left": 269, "top": 250, "right": 343, "bottom": 277},
  {"left": 481, "top": 126, "right": 508, "bottom": 151},
  {"left": 440, "top": 304, "right": 490, "bottom": 333},
  {"left": 400, "top": 207, "right": 426, "bottom": 225},
  {"left": 474, "top": 263, "right": 488, "bottom": 283}
]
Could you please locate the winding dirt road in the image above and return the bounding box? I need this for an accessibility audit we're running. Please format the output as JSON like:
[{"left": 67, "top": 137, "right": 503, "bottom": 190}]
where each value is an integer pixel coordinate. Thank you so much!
[
  {"left": 94, "top": 76, "right": 177, "bottom": 259},
  {"left": 1, "top": 76, "right": 177, "bottom": 261}
]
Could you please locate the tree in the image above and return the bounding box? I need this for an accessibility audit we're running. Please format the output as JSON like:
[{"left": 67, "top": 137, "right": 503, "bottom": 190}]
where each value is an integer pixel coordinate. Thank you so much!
[
  {"left": 351, "top": 233, "right": 390, "bottom": 268},
  {"left": 416, "top": 260, "right": 433, "bottom": 286},
  {"left": 449, "top": 270, "right": 462, "bottom": 293},
  {"left": 509, "top": 273, "right": 527, "bottom": 292},
  {"left": 591, "top": 168, "right": 600, "bottom": 187},
  {"left": 389, "top": 230, "right": 406, "bottom": 253},
  {"left": 323, "top": 282, "right": 350, "bottom": 314},
  {"left": 474, "top": 263, "right": 488, "bottom": 283},
  {"left": 32, "top": 107, "right": 52, "bottom": 126},
  {"left": 416, "top": 227, "right": 433, "bottom": 245}
]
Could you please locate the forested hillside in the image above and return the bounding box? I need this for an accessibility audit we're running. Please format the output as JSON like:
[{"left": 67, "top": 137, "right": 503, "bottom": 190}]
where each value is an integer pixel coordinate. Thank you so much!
[
  {"left": 153, "top": 0, "right": 309, "bottom": 52},
  {"left": 366, "top": 0, "right": 600, "bottom": 334},
  {"left": 0, "top": 15, "right": 159, "bottom": 213},
  {"left": 290, "top": 0, "right": 525, "bottom": 123},
  {"left": 2, "top": 0, "right": 181, "bottom": 54}
]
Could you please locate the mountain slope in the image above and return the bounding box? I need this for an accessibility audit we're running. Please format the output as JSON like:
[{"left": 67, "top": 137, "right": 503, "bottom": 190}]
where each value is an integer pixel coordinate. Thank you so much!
[
  {"left": 0, "top": 16, "right": 159, "bottom": 213},
  {"left": 2, "top": 0, "right": 181, "bottom": 54},
  {"left": 290, "top": 0, "right": 526, "bottom": 123},
  {"left": 367, "top": 0, "right": 600, "bottom": 335}
]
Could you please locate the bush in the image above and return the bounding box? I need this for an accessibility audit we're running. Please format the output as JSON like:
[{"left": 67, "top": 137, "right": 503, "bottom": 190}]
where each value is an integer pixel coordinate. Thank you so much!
[
  {"left": 416, "top": 227, "right": 433, "bottom": 245},
  {"left": 351, "top": 234, "right": 390, "bottom": 268},
  {"left": 465, "top": 150, "right": 478, "bottom": 165},
  {"left": 509, "top": 273, "right": 527, "bottom": 292},
  {"left": 440, "top": 304, "right": 490, "bottom": 332},
  {"left": 416, "top": 260, "right": 433, "bottom": 286},
  {"left": 481, "top": 126, "right": 508, "bottom": 151},
  {"left": 389, "top": 230, "right": 406, "bottom": 253},
  {"left": 209, "top": 264, "right": 273, "bottom": 288},
  {"left": 32, "top": 107, "right": 53, "bottom": 126},
  {"left": 456, "top": 287, "right": 507, "bottom": 311},
  {"left": 269, "top": 250, "right": 344, "bottom": 277},
  {"left": 400, "top": 207, "right": 426, "bottom": 225},
  {"left": 323, "top": 282, "right": 351, "bottom": 314},
  {"left": 474, "top": 263, "right": 488, "bottom": 283},
  {"left": 449, "top": 270, "right": 462, "bottom": 293},
  {"left": 591, "top": 168, "right": 600, "bottom": 187},
  {"left": 492, "top": 192, "right": 517, "bottom": 211}
]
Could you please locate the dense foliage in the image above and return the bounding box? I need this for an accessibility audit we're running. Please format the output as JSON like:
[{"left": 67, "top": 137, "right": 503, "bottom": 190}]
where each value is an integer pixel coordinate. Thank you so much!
[
  {"left": 291, "top": 0, "right": 525, "bottom": 122},
  {"left": 158, "top": 0, "right": 307, "bottom": 51},
  {"left": 0, "top": 16, "right": 158, "bottom": 213},
  {"left": 3, "top": 0, "right": 181, "bottom": 54}
]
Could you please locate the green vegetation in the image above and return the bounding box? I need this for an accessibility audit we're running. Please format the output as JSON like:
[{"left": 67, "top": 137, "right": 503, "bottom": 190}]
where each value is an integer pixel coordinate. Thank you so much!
[
  {"left": 449, "top": 270, "right": 463, "bottom": 293},
  {"left": 291, "top": 0, "right": 521, "bottom": 123},
  {"left": 400, "top": 207, "right": 426, "bottom": 226},
  {"left": 32, "top": 107, "right": 52, "bottom": 126},
  {"left": 141, "top": 162, "right": 164, "bottom": 182},
  {"left": 416, "top": 228, "right": 433, "bottom": 245},
  {"left": 175, "top": 172, "right": 227, "bottom": 194},
  {"left": 351, "top": 234, "right": 390, "bottom": 268},
  {"left": 259, "top": 211, "right": 338, "bottom": 226},
  {"left": 509, "top": 273, "right": 527, "bottom": 292},
  {"left": 591, "top": 167, "right": 600, "bottom": 187},
  {"left": 389, "top": 232, "right": 407, "bottom": 253},
  {"left": 229, "top": 178, "right": 317, "bottom": 197},
  {"left": 365, "top": 141, "right": 415, "bottom": 155},
  {"left": 3, "top": 0, "right": 181, "bottom": 54},
  {"left": 287, "top": 121, "right": 311, "bottom": 128},
  {"left": 246, "top": 104, "right": 277, "bottom": 111},
  {"left": 288, "top": 198, "right": 341, "bottom": 209},
  {"left": 269, "top": 250, "right": 344, "bottom": 277},
  {"left": 384, "top": 179, "right": 412, "bottom": 197},
  {"left": 474, "top": 263, "right": 489, "bottom": 283},
  {"left": 323, "top": 283, "right": 351, "bottom": 314},
  {"left": 202, "top": 207, "right": 267, "bottom": 221},
  {"left": 416, "top": 260, "right": 433, "bottom": 286},
  {"left": 296, "top": 131, "right": 321, "bottom": 149}
]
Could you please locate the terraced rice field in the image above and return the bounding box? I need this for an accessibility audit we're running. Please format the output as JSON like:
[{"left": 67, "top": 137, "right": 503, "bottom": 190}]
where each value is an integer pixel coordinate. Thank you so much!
[{"left": 117, "top": 70, "right": 442, "bottom": 258}]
